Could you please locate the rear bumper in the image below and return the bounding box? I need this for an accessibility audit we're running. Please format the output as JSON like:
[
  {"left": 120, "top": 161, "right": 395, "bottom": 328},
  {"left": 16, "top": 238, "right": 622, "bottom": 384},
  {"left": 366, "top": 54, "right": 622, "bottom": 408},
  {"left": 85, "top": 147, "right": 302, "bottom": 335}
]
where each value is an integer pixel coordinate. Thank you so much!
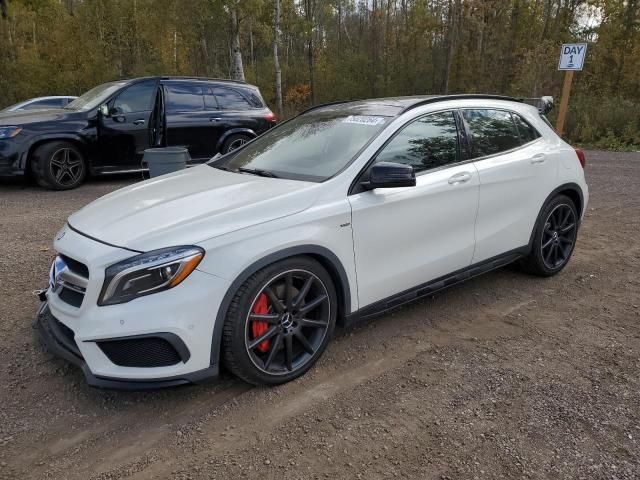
[{"left": 35, "top": 302, "right": 218, "bottom": 390}]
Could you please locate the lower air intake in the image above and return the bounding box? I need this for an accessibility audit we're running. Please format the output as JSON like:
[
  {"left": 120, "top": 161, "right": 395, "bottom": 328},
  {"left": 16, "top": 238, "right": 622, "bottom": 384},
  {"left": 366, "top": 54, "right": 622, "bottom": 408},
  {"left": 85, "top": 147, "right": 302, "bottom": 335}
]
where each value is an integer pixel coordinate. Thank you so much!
[{"left": 97, "top": 336, "right": 183, "bottom": 368}]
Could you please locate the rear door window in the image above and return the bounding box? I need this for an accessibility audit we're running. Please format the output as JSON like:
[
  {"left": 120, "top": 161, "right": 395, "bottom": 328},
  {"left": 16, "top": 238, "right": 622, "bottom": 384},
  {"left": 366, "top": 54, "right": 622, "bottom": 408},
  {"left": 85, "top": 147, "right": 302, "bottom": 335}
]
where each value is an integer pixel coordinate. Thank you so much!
[
  {"left": 204, "top": 87, "right": 219, "bottom": 110},
  {"left": 212, "top": 87, "right": 252, "bottom": 110},
  {"left": 462, "top": 109, "right": 521, "bottom": 158},
  {"left": 165, "top": 84, "right": 204, "bottom": 112}
]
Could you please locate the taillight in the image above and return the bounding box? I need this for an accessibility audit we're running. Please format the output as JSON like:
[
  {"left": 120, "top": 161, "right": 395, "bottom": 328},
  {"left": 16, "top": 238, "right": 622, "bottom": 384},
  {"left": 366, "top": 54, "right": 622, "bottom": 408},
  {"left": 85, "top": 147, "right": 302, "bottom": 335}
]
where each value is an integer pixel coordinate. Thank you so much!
[
  {"left": 574, "top": 148, "right": 586, "bottom": 168},
  {"left": 264, "top": 112, "right": 276, "bottom": 123}
]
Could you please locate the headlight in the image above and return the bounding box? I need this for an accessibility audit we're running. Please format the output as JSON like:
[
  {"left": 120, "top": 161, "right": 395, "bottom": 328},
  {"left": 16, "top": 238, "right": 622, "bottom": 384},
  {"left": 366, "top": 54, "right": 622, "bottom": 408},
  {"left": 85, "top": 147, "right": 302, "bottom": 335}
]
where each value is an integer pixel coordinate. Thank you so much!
[
  {"left": 0, "top": 126, "right": 22, "bottom": 139},
  {"left": 98, "top": 246, "right": 204, "bottom": 306}
]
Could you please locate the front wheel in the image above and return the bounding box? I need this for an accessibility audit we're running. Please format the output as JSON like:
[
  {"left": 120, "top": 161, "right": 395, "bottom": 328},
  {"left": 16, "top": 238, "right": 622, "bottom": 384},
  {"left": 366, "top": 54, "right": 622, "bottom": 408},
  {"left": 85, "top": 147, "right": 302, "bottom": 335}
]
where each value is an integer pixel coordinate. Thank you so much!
[
  {"left": 31, "top": 141, "right": 86, "bottom": 190},
  {"left": 520, "top": 194, "right": 579, "bottom": 276},
  {"left": 222, "top": 256, "right": 337, "bottom": 385}
]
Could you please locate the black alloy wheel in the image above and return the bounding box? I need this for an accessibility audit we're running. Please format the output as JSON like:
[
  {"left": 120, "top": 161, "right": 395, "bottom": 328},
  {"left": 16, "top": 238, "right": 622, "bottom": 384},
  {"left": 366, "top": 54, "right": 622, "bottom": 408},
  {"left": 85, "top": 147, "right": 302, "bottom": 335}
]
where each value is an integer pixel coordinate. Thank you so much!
[
  {"left": 31, "top": 140, "right": 86, "bottom": 190},
  {"left": 245, "top": 269, "right": 331, "bottom": 374},
  {"left": 540, "top": 203, "right": 577, "bottom": 269},
  {"left": 222, "top": 134, "right": 251, "bottom": 154},
  {"left": 222, "top": 257, "right": 337, "bottom": 385},
  {"left": 521, "top": 194, "right": 579, "bottom": 276},
  {"left": 48, "top": 147, "right": 84, "bottom": 187}
]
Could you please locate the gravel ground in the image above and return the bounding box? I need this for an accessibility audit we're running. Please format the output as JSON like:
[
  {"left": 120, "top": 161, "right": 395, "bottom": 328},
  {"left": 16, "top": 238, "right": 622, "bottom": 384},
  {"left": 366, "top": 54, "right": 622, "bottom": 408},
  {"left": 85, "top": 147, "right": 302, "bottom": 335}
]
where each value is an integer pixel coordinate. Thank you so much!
[{"left": 0, "top": 150, "right": 638, "bottom": 479}]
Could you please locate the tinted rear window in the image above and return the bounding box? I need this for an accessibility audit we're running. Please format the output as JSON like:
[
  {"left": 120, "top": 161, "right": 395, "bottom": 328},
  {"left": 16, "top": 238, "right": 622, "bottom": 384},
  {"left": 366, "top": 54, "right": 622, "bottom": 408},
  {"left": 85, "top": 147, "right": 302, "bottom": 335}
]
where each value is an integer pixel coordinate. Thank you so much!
[
  {"left": 213, "top": 87, "right": 252, "bottom": 110},
  {"left": 463, "top": 109, "right": 521, "bottom": 158}
]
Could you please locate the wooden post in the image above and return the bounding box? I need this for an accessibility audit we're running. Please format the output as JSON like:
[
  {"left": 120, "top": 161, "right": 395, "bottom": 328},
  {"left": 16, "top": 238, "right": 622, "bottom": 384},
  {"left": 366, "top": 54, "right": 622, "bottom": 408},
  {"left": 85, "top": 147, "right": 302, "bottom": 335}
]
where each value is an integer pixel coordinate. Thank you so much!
[{"left": 555, "top": 70, "right": 574, "bottom": 136}]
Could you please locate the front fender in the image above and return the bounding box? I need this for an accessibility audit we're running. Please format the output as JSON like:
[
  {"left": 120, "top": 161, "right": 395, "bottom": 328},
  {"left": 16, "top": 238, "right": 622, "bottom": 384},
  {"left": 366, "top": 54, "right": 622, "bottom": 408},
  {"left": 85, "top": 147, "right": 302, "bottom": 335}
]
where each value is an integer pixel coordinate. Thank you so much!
[{"left": 24, "top": 131, "right": 96, "bottom": 171}]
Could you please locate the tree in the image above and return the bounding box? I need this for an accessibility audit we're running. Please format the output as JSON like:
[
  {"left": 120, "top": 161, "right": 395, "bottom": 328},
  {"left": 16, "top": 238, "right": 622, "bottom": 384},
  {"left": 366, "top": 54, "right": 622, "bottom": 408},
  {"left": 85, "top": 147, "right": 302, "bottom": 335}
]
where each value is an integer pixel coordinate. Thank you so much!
[
  {"left": 273, "top": 0, "right": 283, "bottom": 116},
  {"left": 230, "top": 3, "right": 245, "bottom": 81}
]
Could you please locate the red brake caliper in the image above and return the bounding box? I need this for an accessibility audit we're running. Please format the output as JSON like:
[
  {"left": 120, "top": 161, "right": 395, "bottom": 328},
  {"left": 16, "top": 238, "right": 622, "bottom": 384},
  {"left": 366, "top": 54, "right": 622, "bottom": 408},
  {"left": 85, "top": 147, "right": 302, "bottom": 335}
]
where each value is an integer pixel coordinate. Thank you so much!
[{"left": 251, "top": 293, "right": 271, "bottom": 353}]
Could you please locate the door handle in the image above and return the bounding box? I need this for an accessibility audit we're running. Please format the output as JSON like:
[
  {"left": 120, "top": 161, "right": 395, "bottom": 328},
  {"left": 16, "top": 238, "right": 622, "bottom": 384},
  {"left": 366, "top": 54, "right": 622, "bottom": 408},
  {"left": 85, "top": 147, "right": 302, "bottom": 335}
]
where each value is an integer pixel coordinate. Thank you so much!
[
  {"left": 133, "top": 119, "right": 146, "bottom": 125},
  {"left": 209, "top": 117, "right": 222, "bottom": 122},
  {"left": 530, "top": 153, "right": 547, "bottom": 164},
  {"left": 448, "top": 172, "right": 472, "bottom": 185}
]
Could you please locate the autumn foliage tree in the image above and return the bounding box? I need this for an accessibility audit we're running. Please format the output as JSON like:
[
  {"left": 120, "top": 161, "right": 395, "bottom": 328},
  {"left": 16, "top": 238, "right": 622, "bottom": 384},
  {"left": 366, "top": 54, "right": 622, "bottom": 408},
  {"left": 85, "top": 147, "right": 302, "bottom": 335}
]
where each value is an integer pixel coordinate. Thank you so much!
[{"left": 0, "top": 0, "right": 638, "bottom": 148}]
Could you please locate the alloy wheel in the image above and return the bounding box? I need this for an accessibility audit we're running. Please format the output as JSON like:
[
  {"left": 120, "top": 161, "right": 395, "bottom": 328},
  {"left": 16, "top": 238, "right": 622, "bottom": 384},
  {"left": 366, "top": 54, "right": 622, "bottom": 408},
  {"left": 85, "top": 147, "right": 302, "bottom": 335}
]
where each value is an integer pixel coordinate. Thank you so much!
[
  {"left": 541, "top": 203, "right": 577, "bottom": 269},
  {"left": 227, "top": 138, "right": 247, "bottom": 152},
  {"left": 244, "top": 269, "right": 331, "bottom": 375},
  {"left": 49, "top": 148, "right": 84, "bottom": 186}
]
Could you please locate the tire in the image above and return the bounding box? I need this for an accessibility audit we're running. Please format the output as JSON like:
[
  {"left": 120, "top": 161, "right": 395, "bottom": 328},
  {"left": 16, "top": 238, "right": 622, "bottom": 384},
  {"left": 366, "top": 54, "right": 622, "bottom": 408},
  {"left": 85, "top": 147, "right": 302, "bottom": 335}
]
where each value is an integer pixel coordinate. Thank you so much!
[
  {"left": 222, "top": 256, "right": 337, "bottom": 385},
  {"left": 520, "top": 194, "right": 579, "bottom": 277},
  {"left": 221, "top": 134, "right": 251, "bottom": 154},
  {"left": 30, "top": 141, "right": 86, "bottom": 190}
]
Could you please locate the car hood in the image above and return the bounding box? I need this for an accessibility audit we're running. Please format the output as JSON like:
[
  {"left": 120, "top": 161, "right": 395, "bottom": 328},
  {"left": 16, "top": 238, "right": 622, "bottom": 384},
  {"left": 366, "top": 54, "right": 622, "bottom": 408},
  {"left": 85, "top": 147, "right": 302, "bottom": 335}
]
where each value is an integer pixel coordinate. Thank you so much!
[
  {"left": 68, "top": 165, "right": 319, "bottom": 252},
  {"left": 0, "top": 108, "right": 81, "bottom": 125}
]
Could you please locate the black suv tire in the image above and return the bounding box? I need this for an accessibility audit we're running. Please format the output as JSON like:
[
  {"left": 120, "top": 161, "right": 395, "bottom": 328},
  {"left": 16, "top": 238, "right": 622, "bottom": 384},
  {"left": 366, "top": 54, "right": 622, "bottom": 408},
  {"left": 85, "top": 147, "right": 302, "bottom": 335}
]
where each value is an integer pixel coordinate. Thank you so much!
[
  {"left": 31, "top": 141, "right": 86, "bottom": 190},
  {"left": 222, "top": 134, "right": 252, "bottom": 154}
]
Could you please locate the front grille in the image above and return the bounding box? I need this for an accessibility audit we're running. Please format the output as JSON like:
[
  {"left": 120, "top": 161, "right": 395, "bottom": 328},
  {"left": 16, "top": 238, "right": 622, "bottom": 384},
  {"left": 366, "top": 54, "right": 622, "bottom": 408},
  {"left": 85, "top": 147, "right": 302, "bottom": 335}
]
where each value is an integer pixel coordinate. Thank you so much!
[
  {"left": 59, "top": 254, "right": 89, "bottom": 278},
  {"left": 59, "top": 287, "right": 84, "bottom": 307},
  {"left": 97, "top": 337, "right": 183, "bottom": 368},
  {"left": 54, "top": 254, "right": 89, "bottom": 308}
]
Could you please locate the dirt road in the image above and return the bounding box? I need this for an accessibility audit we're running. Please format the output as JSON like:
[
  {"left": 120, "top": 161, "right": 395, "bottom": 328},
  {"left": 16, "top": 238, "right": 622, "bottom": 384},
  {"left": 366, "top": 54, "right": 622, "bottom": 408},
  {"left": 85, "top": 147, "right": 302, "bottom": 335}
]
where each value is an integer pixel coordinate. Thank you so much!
[{"left": 1, "top": 151, "right": 638, "bottom": 479}]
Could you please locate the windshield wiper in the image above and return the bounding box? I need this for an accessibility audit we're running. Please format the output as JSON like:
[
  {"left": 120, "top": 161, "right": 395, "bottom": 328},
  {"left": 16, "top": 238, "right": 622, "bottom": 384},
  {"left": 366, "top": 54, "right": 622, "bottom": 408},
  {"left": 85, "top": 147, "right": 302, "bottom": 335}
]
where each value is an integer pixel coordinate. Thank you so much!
[{"left": 237, "top": 167, "right": 279, "bottom": 178}]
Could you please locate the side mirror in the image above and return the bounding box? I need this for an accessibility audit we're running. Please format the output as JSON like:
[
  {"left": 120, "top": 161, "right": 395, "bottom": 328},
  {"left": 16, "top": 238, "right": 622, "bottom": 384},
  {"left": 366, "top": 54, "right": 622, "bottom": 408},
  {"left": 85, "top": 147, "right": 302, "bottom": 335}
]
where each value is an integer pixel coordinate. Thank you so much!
[
  {"left": 98, "top": 104, "right": 109, "bottom": 117},
  {"left": 365, "top": 162, "right": 416, "bottom": 189}
]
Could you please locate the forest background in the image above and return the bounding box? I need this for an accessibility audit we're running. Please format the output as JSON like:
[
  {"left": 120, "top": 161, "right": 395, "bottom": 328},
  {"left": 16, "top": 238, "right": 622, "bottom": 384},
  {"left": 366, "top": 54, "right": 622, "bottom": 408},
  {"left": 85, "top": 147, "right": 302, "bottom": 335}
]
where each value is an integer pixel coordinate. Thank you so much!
[{"left": 0, "top": 0, "right": 638, "bottom": 149}]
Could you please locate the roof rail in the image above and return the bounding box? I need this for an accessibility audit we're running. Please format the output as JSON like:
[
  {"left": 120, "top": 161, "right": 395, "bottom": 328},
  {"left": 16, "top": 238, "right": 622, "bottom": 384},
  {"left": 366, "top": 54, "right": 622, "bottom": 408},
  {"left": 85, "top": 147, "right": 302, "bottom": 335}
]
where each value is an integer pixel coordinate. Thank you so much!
[
  {"left": 160, "top": 76, "right": 249, "bottom": 85},
  {"left": 400, "top": 94, "right": 521, "bottom": 113}
]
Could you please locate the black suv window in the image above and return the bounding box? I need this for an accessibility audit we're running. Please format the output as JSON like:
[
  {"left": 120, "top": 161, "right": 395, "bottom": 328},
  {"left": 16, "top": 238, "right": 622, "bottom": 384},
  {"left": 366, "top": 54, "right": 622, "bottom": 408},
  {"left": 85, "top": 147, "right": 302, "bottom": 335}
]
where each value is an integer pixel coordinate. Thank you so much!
[
  {"left": 213, "top": 87, "right": 252, "bottom": 110},
  {"left": 513, "top": 113, "right": 540, "bottom": 144},
  {"left": 165, "top": 84, "right": 204, "bottom": 112},
  {"left": 463, "top": 109, "right": 521, "bottom": 158},
  {"left": 113, "top": 80, "right": 156, "bottom": 113},
  {"left": 374, "top": 111, "right": 459, "bottom": 173}
]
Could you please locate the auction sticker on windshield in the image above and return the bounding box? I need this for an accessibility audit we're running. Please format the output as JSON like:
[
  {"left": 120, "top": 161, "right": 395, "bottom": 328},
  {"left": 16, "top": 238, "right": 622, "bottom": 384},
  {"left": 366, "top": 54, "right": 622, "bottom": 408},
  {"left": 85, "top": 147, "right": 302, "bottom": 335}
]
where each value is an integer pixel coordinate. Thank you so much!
[{"left": 343, "top": 115, "right": 387, "bottom": 126}]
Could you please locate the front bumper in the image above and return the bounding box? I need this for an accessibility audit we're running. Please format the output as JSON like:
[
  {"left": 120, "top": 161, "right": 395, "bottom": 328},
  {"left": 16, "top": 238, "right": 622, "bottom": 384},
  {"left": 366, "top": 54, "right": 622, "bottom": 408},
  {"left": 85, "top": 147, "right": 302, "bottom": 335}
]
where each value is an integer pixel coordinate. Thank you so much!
[
  {"left": 35, "top": 302, "right": 218, "bottom": 389},
  {"left": 0, "top": 139, "right": 27, "bottom": 176}
]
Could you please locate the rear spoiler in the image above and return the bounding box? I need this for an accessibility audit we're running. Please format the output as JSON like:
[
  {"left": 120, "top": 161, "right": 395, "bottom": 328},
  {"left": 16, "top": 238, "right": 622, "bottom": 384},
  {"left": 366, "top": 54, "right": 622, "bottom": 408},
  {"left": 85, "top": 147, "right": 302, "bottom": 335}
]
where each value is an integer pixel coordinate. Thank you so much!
[{"left": 518, "top": 96, "right": 554, "bottom": 115}]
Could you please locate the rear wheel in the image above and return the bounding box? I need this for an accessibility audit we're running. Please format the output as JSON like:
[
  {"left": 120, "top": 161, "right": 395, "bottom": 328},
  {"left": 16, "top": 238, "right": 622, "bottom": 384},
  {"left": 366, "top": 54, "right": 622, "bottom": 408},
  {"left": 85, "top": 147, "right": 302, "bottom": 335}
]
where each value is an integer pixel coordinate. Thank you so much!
[
  {"left": 521, "top": 194, "right": 578, "bottom": 276},
  {"left": 221, "top": 134, "right": 251, "bottom": 154},
  {"left": 31, "top": 141, "right": 86, "bottom": 190},
  {"left": 222, "top": 256, "right": 337, "bottom": 385}
]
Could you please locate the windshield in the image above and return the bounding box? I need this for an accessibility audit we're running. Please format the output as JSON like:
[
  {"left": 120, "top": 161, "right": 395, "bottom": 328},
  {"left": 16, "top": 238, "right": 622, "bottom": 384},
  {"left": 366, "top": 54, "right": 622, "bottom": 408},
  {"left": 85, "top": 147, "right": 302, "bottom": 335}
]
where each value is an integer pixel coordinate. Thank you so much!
[
  {"left": 65, "top": 81, "right": 127, "bottom": 112},
  {"left": 214, "top": 109, "right": 390, "bottom": 182}
]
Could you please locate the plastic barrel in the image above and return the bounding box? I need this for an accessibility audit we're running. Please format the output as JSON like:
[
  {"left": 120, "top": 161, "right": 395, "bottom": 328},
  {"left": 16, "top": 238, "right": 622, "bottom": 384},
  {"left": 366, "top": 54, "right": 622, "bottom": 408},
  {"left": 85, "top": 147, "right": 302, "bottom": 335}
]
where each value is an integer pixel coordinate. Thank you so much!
[{"left": 143, "top": 147, "right": 190, "bottom": 178}]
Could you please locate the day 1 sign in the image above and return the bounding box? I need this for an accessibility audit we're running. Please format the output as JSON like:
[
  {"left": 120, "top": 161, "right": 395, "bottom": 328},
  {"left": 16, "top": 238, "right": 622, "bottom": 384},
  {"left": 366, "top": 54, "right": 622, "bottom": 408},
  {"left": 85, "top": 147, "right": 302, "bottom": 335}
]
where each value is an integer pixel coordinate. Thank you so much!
[{"left": 558, "top": 43, "right": 587, "bottom": 71}]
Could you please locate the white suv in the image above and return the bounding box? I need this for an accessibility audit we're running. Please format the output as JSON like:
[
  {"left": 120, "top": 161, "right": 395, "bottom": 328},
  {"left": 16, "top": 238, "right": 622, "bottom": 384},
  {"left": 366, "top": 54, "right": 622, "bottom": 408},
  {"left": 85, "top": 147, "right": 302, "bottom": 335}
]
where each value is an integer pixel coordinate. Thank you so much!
[{"left": 37, "top": 95, "right": 588, "bottom": 388}]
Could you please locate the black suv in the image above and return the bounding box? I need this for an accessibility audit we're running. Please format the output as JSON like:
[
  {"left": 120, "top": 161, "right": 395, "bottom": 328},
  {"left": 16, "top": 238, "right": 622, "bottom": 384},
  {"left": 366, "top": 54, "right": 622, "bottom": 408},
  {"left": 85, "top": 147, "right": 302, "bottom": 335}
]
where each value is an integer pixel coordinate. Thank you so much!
[{"left": 0, "top": 77, "right": 276, "bottom": 189}]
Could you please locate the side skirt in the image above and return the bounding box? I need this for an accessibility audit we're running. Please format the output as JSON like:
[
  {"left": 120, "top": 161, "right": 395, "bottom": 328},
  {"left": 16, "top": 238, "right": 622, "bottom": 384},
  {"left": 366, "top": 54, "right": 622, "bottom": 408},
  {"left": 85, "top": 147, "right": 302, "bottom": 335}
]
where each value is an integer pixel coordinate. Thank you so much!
[{"left": 343, "top": 246, "right": 529, "bottom": 326}]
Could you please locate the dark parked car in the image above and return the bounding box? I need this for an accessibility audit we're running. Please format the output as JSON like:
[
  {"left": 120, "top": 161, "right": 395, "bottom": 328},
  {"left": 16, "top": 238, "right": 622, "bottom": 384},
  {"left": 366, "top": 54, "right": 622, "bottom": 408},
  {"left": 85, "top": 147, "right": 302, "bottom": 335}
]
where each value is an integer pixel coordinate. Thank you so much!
[
  {"left": 0, "top": 77, "right": 276, "bottom": 189},
  {"left": 0, "top": 96, "right": 78, "bottom": 113}
]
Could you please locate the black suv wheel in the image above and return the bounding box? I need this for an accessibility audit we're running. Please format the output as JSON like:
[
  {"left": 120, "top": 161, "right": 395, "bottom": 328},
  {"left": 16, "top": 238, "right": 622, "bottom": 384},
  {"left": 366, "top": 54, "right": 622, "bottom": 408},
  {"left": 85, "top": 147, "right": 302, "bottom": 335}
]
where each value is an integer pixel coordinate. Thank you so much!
[
  {"left": 222, "top": 256, "right": 337, "bottom": 385},
  {"left": 222, "top": 134, "right": 252, "bottom": 154},
  {"left": 31, "top": 141, "right": 86, "bottom": 190}
]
